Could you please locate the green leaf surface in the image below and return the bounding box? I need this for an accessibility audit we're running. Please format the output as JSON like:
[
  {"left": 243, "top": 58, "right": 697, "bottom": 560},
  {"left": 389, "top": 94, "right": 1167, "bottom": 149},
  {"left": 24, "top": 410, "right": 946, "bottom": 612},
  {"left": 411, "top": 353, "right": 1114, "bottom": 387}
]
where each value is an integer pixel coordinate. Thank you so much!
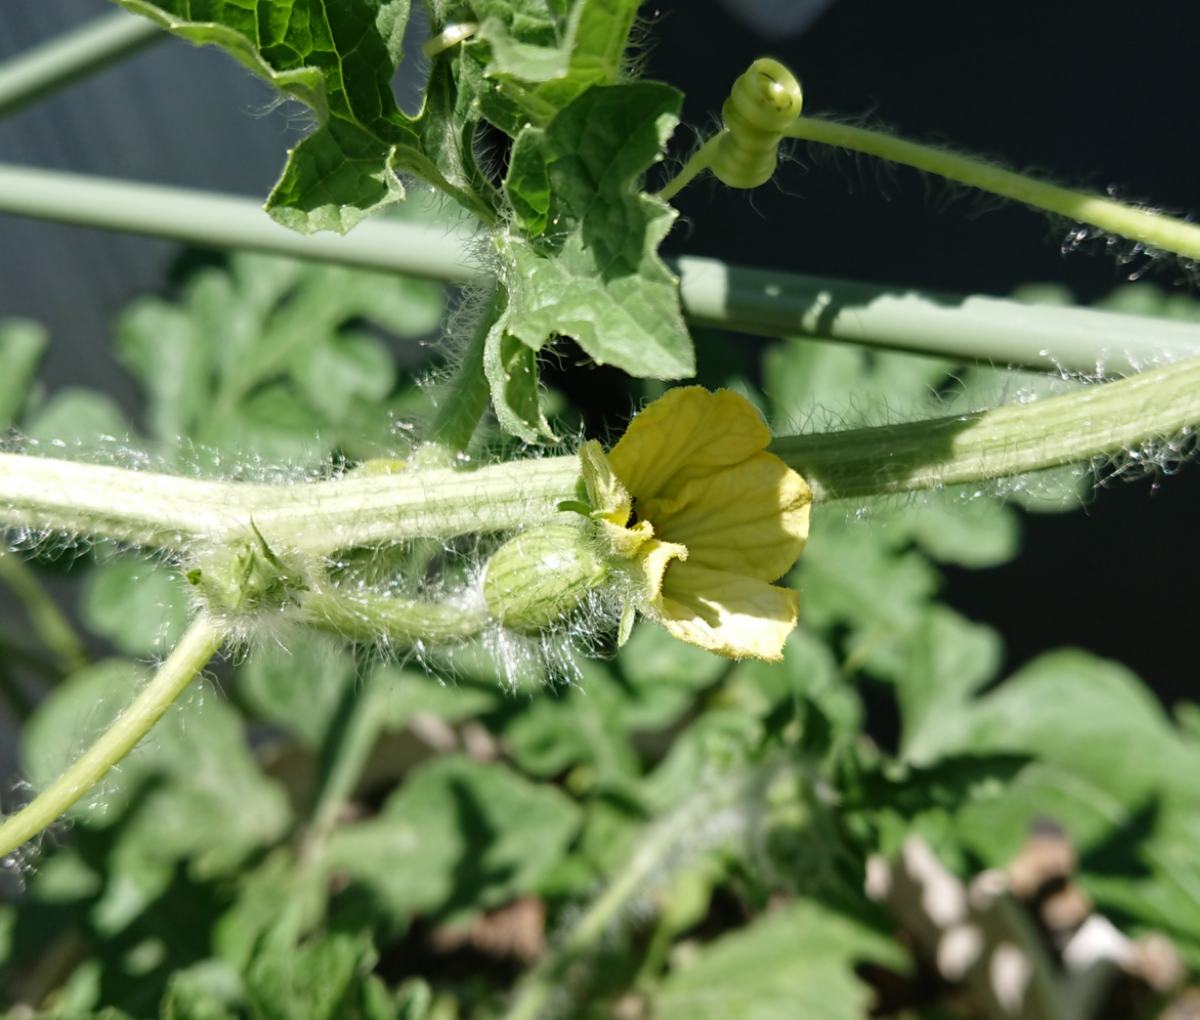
[
  {"left": 100, "top": 682, "right": 291, "bottom": 919},
  {"left": 22, "top": 388, "right": 138, "bottom": 459},
  {"left": 244, "top": 928, "right": 380, "bottom": 1020},
  {"left": 117, "top": 253, "right": 439, "bottom": 465},
  {"left": 469, "top": 0, "right": 641, "bottom": 121},
  {"left": 483, "top": 329, "right": 556, "bottom": 441},
  {"left": 368, "top": 664, "right": 502, "bottom": 726},
  {"left": 764, "top": 336, "right": 950, "bottom": 433},
  {"left": 894, "top": 606, "right": 1003, "bottom": 764},
  {"left": 237, "top": 631, "right": 358, "bottom": 749},
  {"left": 21, "top": 658, "right": 152, "bottom": 817},
  {"left": 80, "top": 558, "right": 193, "bottom": 658},
  {"left": 113, "top": 0, "right": 496, "bottom": 229},
  {"left": 265, "top": 119, "right": 407, "bottom": 235},
  {"left": 797, "top": 514, "right": 939, "bottom": 681},
  {"left": 0, "top": 318, "right": 47, "bottom": 426},
  {"left": 161, "top": 960, "right": 243, "bottom": 1020},
  {"left": 324, "top": 754, "right": 581, "bottom": 922},
  {"left": 654, "top": 899, "right": 903, "bottom": 1020},
  {"left": 485, "top": 83, "right": 691, "bottom": 422},
  {"left": 905, "top": 493, "right": 1021, "bottom": 568},
  {"left": 619, "top": 621, "right": 728, "bottom": 691},
  {"left": 912, "top": 648, "right": 1200, "bottom": 946}
]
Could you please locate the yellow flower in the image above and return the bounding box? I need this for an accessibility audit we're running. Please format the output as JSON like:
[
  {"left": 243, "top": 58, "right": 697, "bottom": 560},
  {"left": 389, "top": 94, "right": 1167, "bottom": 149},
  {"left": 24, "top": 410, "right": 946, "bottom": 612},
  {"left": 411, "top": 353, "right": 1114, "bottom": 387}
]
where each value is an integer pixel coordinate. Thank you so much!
[{"left": 580, "top": 387, "right": 811, "bottom": 661}]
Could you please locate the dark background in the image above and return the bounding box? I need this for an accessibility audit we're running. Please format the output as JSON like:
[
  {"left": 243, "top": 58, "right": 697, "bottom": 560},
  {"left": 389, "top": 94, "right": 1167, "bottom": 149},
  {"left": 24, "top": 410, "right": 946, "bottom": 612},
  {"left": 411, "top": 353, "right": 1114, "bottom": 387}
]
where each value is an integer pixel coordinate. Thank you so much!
[
  {"left": 2, "top": 0, "right": 1199, "bottom": 736},
  {"left": 650, "top": 0, "right": 1200, "bottom": 713}
]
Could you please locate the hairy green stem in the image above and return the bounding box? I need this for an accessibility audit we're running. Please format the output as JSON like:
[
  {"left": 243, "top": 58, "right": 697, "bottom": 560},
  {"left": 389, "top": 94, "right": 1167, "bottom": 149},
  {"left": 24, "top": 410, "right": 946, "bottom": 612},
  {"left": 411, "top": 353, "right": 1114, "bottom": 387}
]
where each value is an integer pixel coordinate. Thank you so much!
[
  {"left": 3, "top": 164, "right": 1199, "bottom": 372},
  {"left": 504, "top": 770, "right": 749, "bottom": 1020},
  {"left": 304, "top": 587, "right": 491, "bottom": 645},
  {"left": 657, "top": 133, "right": 724, "bottom": 202},
  {"left": 0, "top": 549, "right": 89, "bottom": 675},
  {"left": 785, "top": 117, "right": 1200, "bottom": 262},
  {"left": 0, "top": 615, "right": 226, "bottom": 859},
  {"left": 0, "top": 10, "right": 163, "bottom": 120},
  {"left": 426, "top": 286, "right": 504, "bottom": 453},
  {"left": 771, "top": 348, "right": 1200, "bottom": 501},
  {"left": 6, "top": 353, "right": 1200, "bottom": 547},
  {"left": 0, "top": 453, "right": 582, "bottom": 553}
]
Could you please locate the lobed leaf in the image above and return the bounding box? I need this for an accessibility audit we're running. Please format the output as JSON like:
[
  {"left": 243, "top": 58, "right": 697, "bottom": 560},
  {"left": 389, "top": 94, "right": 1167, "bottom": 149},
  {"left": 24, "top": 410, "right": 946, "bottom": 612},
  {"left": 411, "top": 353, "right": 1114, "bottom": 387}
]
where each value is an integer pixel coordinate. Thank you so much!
[{"left": 112, "top": 0, "right": 496, "bottom": 229}]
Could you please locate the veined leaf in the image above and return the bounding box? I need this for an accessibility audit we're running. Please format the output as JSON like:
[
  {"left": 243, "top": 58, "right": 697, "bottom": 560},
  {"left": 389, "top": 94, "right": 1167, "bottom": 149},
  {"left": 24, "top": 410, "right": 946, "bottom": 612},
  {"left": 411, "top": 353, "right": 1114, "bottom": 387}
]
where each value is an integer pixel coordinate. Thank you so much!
[
  {"left": 469, "top": 0, "right": 641, "bottom": 123},
  {"left": 113, "top": 0, "right": 496, "bottom": 229},
  {"left": 488, "top": 82, "right": 691, "bottom": 437}
]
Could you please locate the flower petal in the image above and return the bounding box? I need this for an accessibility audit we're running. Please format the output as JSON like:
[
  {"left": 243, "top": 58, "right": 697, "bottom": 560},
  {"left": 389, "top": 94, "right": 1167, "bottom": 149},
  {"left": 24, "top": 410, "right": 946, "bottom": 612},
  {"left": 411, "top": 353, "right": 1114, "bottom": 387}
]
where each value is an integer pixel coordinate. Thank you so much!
[
  {"left": 610, "top": 387, "right": 771, "bottom": 502},
  {"left": 632, "top": 536, "right": 689, "bottom": 606},
  {"left": 657, "top": 562, "right": 799, "bottom": 661},
  {"left": 645, "top": 451, "right": 811, "bottom": 581}
]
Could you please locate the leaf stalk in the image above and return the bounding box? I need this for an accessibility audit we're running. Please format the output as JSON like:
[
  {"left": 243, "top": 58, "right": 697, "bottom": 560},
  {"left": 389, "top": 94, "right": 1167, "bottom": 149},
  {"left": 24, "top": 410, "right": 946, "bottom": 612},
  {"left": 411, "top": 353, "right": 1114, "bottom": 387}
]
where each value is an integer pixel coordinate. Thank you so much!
[{"left": 0, "top": 614, "right": 226, "bottom": 860}]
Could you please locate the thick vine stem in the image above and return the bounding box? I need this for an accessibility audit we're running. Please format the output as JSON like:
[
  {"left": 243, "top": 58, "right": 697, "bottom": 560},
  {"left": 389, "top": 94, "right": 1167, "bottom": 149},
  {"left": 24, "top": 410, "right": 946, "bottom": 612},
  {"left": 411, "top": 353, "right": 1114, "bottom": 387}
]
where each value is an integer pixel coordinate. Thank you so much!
[
  {"left": 785, "top": 117, "right": 1200, "bottom": 263},
  {"left": 4, "top": 353, "right": 1200, "bottom": 548},
  {"left": 0, "top": 614, "right": 227, "bottom": 860},
  {"left": 0, "top": 453, "right": 582, "bottom": 553},
  {"left": 771, "top": 348, "right": 1200, "bottom": 501}
]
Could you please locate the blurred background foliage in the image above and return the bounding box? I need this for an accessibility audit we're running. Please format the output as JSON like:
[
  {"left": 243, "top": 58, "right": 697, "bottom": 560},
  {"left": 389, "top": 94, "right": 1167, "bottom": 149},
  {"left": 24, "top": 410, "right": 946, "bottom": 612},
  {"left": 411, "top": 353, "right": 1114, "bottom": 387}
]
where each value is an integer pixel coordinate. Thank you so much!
[{"left": 4, "top": 1, "right": 1200, "bottom": 1018}]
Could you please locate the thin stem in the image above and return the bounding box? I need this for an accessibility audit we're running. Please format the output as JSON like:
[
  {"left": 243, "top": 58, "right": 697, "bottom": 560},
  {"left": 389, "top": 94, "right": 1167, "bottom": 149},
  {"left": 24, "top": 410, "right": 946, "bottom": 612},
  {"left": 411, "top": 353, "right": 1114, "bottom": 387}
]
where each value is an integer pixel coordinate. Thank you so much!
[
  {"left": 785, "top": 117, "right": 1200, "bottom": 262},
  {"left": 426, "top": 286, "right": 504, "bottom": 453},
  {"left": 657, "top": 132, "right": 724, "bottom": 202},
  {"left": 0, "top": 549, "right": 89, "bottom": 675},
  {"left": 3, "top": 163, "right": 1200, "bottom": 372},
  {"left": 503, "top": 771, "right": 749, "bottom": 1020},
  {"left": 0, "top": 10, "right": 163, "bottom": 120},
  {"left": 0, "top": 615, "right": 226, "bottom": 859},
  {"left": 304, "top": 587, "right": 491, "bottom": 645},
  {"left": 300, "top": 666, "right": 392, "bottom": 863}
]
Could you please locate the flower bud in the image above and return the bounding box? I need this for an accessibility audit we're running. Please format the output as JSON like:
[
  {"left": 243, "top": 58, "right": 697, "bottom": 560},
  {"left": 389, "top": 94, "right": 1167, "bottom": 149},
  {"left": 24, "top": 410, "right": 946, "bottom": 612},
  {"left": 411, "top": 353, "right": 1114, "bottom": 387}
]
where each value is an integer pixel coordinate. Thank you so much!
[{"left": 483, "top": 524, "right": 608, "bottom": 633}]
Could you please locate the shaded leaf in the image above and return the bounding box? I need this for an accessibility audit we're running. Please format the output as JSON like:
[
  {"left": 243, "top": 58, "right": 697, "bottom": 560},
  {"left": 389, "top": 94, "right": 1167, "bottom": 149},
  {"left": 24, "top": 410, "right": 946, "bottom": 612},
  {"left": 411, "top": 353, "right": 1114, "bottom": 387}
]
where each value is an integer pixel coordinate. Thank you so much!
[
  {"left": 324, "top": 755, "right": 581, "bottom": 922},
  {"left": 237, "top": 632, "right": 358, "bottom": 750},
  {"left": 655, "top": 899, "right": 903, "bottom": 1020}
]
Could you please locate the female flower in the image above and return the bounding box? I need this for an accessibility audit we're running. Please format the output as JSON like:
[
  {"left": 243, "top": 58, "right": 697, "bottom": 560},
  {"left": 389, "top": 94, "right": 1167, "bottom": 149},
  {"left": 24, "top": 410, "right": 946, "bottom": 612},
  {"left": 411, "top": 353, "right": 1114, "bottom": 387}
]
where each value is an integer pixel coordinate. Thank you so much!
[{"left": 580, "top": 386, "right": 811, "bottom": 661}]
